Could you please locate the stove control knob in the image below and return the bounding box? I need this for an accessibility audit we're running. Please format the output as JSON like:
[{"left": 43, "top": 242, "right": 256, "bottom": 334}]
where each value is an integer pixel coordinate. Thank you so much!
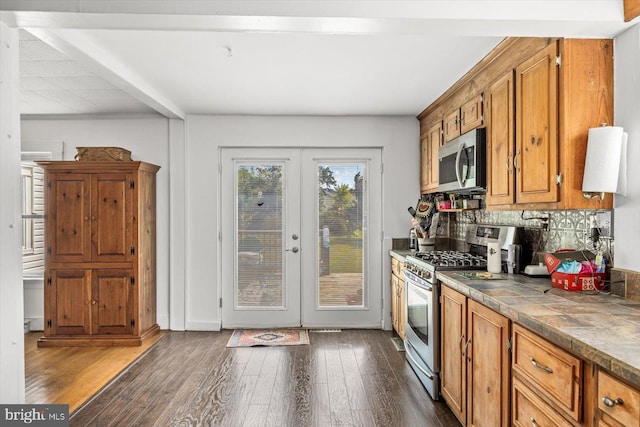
[{"left": 424, "top": 271, "right": 432, "bottom": 280}]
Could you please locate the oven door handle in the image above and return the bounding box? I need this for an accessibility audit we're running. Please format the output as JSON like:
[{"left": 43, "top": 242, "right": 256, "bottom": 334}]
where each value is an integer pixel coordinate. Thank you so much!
[{"left": 405, "top": 341, "right": 434, "bottom": 380}]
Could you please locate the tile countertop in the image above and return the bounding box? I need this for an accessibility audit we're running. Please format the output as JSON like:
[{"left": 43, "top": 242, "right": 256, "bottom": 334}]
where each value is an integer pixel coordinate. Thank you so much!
[
  {"left": 389, "top": 249, "right": 414, "bottom": 261},
  {"left": 437, "top": 271, "right": 640, "bottom": 389}
]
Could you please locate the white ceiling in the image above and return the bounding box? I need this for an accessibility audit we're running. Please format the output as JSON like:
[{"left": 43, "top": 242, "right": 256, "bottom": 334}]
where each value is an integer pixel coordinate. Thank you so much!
[{"left": 2, "top": 1, "right": 638, "bottom": 118}]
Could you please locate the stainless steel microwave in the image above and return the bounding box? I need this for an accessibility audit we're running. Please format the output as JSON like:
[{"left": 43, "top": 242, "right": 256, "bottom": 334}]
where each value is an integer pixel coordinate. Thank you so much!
[{"left": 438, "top": 128, "right": 486, "bottom": 193}]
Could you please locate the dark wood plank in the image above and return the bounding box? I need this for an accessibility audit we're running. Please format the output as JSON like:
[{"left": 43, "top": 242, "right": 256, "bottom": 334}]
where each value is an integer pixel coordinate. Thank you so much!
[
  {"left": 248, "top": 347, "right": 281, "bottom": 406},
  {"left": 263, "top": 346, "right": 297, "bottom": 426},
  {"left": 69, "top": 330, "right": 458, "bottom": 426}
]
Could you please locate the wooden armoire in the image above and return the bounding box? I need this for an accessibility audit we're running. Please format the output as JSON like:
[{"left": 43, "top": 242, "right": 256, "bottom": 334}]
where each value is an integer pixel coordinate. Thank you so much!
[{"left": 36, "top": 160, "right": 160, "bottom": 347}]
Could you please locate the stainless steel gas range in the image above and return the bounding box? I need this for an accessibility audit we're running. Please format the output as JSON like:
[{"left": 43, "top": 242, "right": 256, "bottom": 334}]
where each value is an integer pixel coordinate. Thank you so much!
[{"left": 403, "top": 224, "right": 524, "bottom": 400}]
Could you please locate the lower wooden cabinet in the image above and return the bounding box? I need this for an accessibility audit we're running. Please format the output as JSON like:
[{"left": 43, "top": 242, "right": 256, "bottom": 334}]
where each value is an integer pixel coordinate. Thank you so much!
[
  {"left": 390, "top": 257, "right": 405, "bottom": 339},
  {"left": 597, "top": 370, "right": 640, "bottom": 427},
  {"left": 513, "top": 376, "right": 572, "bottom": 426},
  {"left": 44, "top": 268, "right": 146, "bottom": 346},
  {"left": 512, "top": 324, "right": 583, "bottom": 424},
  {"left": 440, "top": 285, "right": 510, "bottom": 426}
]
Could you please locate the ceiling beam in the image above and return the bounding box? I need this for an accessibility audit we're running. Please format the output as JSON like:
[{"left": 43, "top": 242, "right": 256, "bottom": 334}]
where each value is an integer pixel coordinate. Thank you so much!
[
  {"left": 625, "top": 0, "right": 640, "bottom": 22},
  {"left": 25, "top": 28, "right": 185, "bottom": 119}
]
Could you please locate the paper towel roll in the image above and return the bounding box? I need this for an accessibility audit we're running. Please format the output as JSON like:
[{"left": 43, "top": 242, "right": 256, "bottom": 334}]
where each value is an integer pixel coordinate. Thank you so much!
[{"left": 487, "top": 241, "right": 502, "bottom": 273}]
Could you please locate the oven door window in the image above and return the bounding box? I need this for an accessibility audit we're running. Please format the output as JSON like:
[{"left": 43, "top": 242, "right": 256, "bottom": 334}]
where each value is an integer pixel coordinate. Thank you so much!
[{"left": 407, "top": 282, "right": 430, "bottom": 344}]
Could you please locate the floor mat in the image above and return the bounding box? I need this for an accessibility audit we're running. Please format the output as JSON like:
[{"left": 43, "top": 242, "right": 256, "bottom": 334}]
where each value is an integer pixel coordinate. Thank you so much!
[{"left": 226, "top": 329, "right": 310, "bottom": 347}]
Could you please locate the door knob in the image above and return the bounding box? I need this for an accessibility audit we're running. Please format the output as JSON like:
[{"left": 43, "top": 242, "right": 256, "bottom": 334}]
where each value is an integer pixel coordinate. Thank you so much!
[
  {"left": 292, "top": 234, "right": 299, "bottom": 240},
  {"left": 286, "top": 247, "right": 299, "bottom": 253}
]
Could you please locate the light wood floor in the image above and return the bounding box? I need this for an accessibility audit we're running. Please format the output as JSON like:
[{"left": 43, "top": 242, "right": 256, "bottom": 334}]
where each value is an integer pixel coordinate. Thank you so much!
[
  {"left": 25, "top": 331, "right": 165, "bottom": 414},
  {"left": 70, "top": 329, "right": 459, "bottom": 426}
]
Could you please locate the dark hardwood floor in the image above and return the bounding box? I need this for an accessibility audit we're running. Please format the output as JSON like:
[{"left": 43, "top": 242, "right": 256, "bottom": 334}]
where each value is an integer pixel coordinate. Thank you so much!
[{"left": 71, "top": 329, "right": 459, "bottom": 426}]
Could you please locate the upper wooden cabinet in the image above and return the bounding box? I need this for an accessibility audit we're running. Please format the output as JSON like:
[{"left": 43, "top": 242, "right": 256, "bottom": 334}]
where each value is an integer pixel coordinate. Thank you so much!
[
  {"left": 420, "top": 120, "right": 442, "bottom": 193},
  {"left": 444, "top": 95, "right": 484, "bottom": 143},
  {"left": 514, "top": 42, "right": 559, "bottom": 205},
  {"left": 418, "top": 37, "right": 613, "bottom": 210},
  {"left": 491, "top": 39, "right": 613, "bottom": 209},
  {"left": 47, "top": 172, "right": 134, "bottom": 263},
  {"left": 38, "top": 160, "right": 160, "bottom": 347},
  {"left": 485, "top": 71, "right": 515, "bottom": 206}
]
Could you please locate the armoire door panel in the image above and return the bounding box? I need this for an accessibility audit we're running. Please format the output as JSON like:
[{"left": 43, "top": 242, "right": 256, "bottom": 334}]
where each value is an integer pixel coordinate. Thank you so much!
[
  {"left": 48, "top": 174, "right": 92, "bottom": 263},
  {"left": 92, "top": 174, "right": 134, "bottom": 262},
  {"left": 92, "top": 269, "right": 134, "bottom": 335},
  {"left": 49, "top": 270, "right": 91, "bottom": 335}
]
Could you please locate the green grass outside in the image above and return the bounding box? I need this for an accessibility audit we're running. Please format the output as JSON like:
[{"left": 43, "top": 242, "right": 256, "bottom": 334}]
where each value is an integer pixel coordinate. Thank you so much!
[{"left": 328, "top": 242, "right": 363, "bottom": 273}]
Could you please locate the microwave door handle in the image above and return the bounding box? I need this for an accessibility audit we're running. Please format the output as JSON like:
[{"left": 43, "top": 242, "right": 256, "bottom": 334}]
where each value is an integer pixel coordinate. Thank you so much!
[
  {"left": 460, "top": 145, "right": 470, "bottom": 186},
  {"left": 455, "top": 142, "right": 464, "bottom": 187}
]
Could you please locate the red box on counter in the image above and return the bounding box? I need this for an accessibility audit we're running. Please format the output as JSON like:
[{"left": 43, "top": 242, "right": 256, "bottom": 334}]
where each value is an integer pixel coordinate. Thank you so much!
[{"left": 543, "top": 250, "right": 606, "bottom": 291}]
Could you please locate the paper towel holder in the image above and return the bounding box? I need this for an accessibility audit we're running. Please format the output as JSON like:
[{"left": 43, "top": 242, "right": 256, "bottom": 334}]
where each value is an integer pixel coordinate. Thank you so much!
[{"left": 582, "top": 123, "right": 628, "bottom": 201}]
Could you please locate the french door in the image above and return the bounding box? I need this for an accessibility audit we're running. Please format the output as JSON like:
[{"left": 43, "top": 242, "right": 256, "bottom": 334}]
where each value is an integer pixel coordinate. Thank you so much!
[{"left": 220, "top": 148, "right": 382, "bottom": 328}]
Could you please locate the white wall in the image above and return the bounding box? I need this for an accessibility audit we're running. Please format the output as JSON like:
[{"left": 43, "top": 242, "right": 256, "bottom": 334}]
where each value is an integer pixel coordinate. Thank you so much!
[
  {"left": 0, "top": 21, "right": 26, "bottom": 404},
  {"left": 20, "top": 116, "right": 172, "bottom": 329},
  {"left": 185, "top": 115, "right": 419, "bottom": 330},
  {"left": 614, "top": 24, "right": 640, "bottom": 271}
]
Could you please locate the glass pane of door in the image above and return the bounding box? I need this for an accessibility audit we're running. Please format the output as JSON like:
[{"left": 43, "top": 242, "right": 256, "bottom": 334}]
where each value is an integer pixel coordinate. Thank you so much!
[
  {"left": 236, "top": 163, "right": 284, "bottom": 307},
  {"left": 317, "top": 163, "right": 365, "bottom": 307}
]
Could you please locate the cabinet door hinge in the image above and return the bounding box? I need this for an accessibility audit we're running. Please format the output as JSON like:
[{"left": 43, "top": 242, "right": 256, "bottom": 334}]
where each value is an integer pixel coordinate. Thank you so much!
[
  {"left": 130, "top": 276, "right": 135, "bottom": 285},
  {"left": 131, "top": 319, "right": 135, "bottom": 327},
  {"left": 47, "top": 277, "right": 52, "bottom": 285},
  {"left": 556, "top": 173, "right": 562, "bottom": 185},
  {"left": 130, "top": 246, "right": 135, "bottom": 255},
  {"left": 219, "top": 298, "right": 222, "bottom": 308},
  {"left": 507, "top": 337, "right": 513, "bottom": 352},
  {"left": 130, "top": 181, "right": 135, "bottom": 189},
  {"left": 47, "top": 319, "right": 52, "bottom": 328},
  {"left": 555, "top": 55, "right": 561, "bottom": 67},
  {"left": 47, "top": 180, "right": 51, "bottom": 189},
  {"left": 47, "top": 246, "right": 52, "bottom": 255}
]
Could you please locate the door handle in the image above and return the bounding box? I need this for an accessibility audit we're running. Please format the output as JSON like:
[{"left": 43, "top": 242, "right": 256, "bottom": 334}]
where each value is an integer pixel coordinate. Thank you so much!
[{"left": 286, "top": 247, "right": 299, "bottom": 253}]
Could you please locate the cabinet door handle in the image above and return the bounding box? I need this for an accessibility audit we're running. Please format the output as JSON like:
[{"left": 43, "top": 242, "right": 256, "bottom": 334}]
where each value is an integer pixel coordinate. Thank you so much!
[
  {"left": 506, "top": 153, "right": 512, "bottom": 174},
  {"left": 459, "top": 334, "right": 465, "bottom": 351},
  {"left": 462, "top": 338, "right": 471, "bottom": 357},
  {"left": 91, "top": 300, "right": 97, "bottom": 305},
  {"left": 530, "top": 357, "right": 553, "bottom": 374},
  {"left": 602, "top": 396, "right": 624, "bottom": 407},
  {"left": 530, "top": 417, "right": 538, "bottom": 427},
  {"left": 513, "top": 150, "right": 521, "bottom": 172}
]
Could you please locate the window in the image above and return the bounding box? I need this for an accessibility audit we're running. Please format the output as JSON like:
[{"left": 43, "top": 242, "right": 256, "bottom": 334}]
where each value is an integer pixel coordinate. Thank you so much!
[
  {"left": 20, "top": 159, "right": 46, "bottom": 271},
  {"left": 21, "top": 165, "right": 34, "bottom": 254}
]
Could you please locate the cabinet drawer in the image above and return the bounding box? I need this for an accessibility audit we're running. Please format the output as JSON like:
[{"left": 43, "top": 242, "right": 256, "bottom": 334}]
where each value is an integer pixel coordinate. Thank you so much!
[
  {"left": 512, "top": 324, "right": 582, "bottom": 421},
  {"left": 598, "top": 370, "right": 640, "bottom": 427},
  {"left": 513, "top": 376, "right": 572, "bottom": 427},
  {"left": 391, "top": 257, "right": 404, "bottom": 277}
]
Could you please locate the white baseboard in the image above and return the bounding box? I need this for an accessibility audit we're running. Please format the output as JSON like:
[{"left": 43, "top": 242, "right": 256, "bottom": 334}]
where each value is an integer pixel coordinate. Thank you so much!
[
  {"left": 26, "top": 317, "right": 44, "bottom": 331},
  {"left": 185, "top": 320, "right": 221, "bottom": 331}
]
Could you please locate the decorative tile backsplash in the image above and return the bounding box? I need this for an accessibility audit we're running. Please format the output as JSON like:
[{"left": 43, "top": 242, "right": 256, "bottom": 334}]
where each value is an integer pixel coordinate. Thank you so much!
[{"left": 445, "top": 209, "right": 615, "bottom": 266}]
